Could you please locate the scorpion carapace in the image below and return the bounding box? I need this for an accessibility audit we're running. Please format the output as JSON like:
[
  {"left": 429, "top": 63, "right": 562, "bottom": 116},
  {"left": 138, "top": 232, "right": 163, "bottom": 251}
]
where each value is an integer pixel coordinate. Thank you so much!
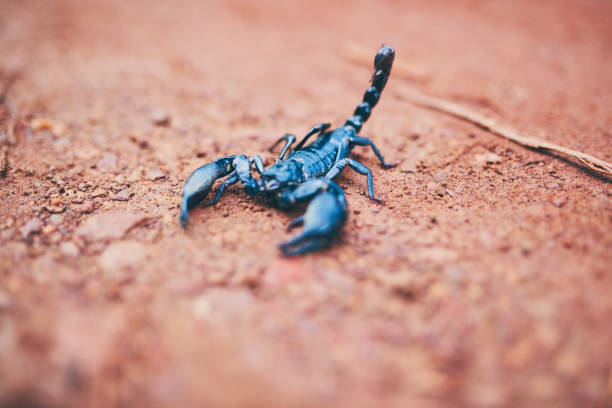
[{"left": 180, "top": 44, "right": 396, "bottom": 255}]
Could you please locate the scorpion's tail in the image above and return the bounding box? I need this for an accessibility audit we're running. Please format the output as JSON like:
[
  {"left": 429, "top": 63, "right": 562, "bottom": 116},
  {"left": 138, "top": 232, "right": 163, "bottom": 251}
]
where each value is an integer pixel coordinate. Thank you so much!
[{"left": 344, "top": 44, "right": 395, "bottom": 133}]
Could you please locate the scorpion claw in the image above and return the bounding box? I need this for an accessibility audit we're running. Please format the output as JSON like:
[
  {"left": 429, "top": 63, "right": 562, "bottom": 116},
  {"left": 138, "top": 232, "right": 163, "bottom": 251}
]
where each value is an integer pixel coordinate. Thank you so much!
[
  {"left": 180, "top": 157, "right": 239, "bottom": 228},
  {"left": 280, "top": 189, "right": 348, "bottom": 256}
]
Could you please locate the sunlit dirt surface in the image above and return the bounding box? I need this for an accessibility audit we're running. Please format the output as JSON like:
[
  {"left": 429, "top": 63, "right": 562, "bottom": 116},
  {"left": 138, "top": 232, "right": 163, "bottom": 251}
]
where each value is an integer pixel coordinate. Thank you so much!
[{"left": 1, "top": 0, "right": 611, "bottom": 407}]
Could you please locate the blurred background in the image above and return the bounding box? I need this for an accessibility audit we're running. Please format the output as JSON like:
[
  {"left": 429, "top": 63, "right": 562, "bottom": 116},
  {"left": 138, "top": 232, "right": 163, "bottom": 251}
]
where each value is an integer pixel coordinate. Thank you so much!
[{"left": 1, "top": 0, "right": 611, "bottom": 407}]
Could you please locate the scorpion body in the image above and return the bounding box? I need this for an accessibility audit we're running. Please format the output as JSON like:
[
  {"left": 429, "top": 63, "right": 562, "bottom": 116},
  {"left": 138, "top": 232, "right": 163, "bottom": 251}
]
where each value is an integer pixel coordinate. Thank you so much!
[{"left": 180, "top": 45, "right": 396, "bottom": 255}]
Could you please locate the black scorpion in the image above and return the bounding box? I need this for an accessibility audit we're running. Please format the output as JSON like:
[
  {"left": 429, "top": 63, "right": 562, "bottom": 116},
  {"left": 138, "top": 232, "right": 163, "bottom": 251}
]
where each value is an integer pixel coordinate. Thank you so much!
[{"left": 180, "top": 45, "right": 396, "bottom": 255}]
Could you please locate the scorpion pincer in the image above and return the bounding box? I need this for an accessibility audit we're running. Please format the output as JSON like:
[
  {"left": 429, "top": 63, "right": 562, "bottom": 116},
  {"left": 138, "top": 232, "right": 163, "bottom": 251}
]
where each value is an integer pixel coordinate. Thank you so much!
[{"left": 180, "top": 45, "right": 396, "bottom": 255}]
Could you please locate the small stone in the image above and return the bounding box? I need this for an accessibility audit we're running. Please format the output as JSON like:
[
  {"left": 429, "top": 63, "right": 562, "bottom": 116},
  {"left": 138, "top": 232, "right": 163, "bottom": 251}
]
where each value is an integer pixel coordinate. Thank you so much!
[
  {"left": 98, "top": 241, "right": 147, "bottom": 276},
  {"left": 551, "top": 194, "right": 567, "bottom": 208},
  {"left": 400, "top": 161, "right": 418, "bottom": 173},
  {"left": 126, "top": 169, "right": 142, "bottom": 183},
  {"left": 147, "top": 168, "right": 166, "bottom": 180},
  {"left": 521, "top": 240, "right": 533, "bottom": 255},
  {"left": 474, "top": 152, "right": 502, "bottom": 166},
  {"left": 42, "top": 224, "right": 56, "bottom": 234},
  {"left": 111, "top": 190, "right": 131, "bottom": 201},
  {"left": 71, "top": 192, "right": 86, "bottom": 204},
  {"left": 31, "top": 118, "right": 66, "bottom": 137},
  {"left": 0, "top": 217, "right": 14, "bottom": 229},
  {"left": 426, "top": 181, "right": 445, "bottom": 197},
  {"left": 44, "top": 199, "right": 66, "bottom": 213},
  {"left": 59, "top": 241, "right": 80, "bottom": 257},
  {"left": 43, "top": 187, "right": 58, "bottom": 198},
  {"left": 76, "top": 211, "right": 148, "bottom": 242},
  {"left": 20, "top": 218, "right": 42, "bottom": 239},
  {"left": 429, "top": 283, "right": 450, "bottom": 299},
  {"left": 73, "top": 201, "right": 95, "bottom": 214},
  {"left": 109, "top": 184, "right": 124, "bottom": 193},
  {"left": 96, "top": 153, "right": 117, "bottom": 170},
  {"left": 151, "top": 108, "right": 171, "bottom": 126},
  {"left": 90, "top": 188, "right": 107, "bottom": 198}
]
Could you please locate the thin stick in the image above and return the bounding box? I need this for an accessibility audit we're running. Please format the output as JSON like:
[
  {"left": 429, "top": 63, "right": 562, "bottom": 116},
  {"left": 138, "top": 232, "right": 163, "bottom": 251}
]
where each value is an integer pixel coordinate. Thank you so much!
[
  {"left": 344, "top": 48, "right": 612, "bottom": 179},
  {"left": 396, "top": 88, "right": 612, "bottom": 178}
]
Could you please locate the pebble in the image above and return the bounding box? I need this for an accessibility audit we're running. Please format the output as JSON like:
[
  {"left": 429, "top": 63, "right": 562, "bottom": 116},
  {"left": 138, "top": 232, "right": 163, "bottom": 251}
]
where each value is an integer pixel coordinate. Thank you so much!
[
  {"left": 0, "top": 218, "right": 14, "bottom": 229},
  {"left": 44, "top": 199, "right": 66, "bottom": 213},
  {"left": 474, "top": 152, "right": 502, "bottom": 166},
  {"left": 90, "top": 188, "right": 107, "bottom": 198},
  {"left": 30, "top": 118, "right": 66, "bottom": 137},
  {"left": 59, "top": 241, "right": 80, "bottom": 257},
  {"left": 73, "top": 201, "right": 95, "bottom": 214},
  {"left": 71, "top": 192, "right": 86, "bottom": 204},
  {"left": 126, "top": 169, "right": 142, "bottom": 183},
  {"left": 111, "top": 190, "right": 132, "bottom": 201},
  {"left": 98, "top": 241, "right": 147, "bottom": 275},
  {"left": 147, "top": 168, "right": 166, "bottom": 180},
  {"left": 551, "top": 194, "right": 567, "bottom": 208},
  {"left": 75, "top": 211, "right": 148, "bottom": 242},
  {"left": 20, "top": 218, "right": 42, "bottom": 239},
  {"left": 151, "top": 108, "right": 171, "bottom": 126},
  {"left": 426, "top": 181, "right": 445, "bottom": 197},
  {"left": 96, "top": 153, "right": 117, "bottom": 170},
  {"left": 400, "top": 161, "right": 418, "bottom": 173}
]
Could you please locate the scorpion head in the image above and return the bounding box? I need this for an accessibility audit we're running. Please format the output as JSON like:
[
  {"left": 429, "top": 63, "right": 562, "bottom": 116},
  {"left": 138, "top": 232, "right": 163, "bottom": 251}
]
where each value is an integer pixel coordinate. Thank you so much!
[{"left": 260, "top": 161, "right": 304, "bottom": 192}]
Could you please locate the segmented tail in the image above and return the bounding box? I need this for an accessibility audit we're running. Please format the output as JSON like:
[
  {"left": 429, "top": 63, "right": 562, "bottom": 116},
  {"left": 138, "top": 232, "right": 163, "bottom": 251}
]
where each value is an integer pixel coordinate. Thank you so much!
[{"left": 345, "top": 44, "right": 395, "bottom": 133}]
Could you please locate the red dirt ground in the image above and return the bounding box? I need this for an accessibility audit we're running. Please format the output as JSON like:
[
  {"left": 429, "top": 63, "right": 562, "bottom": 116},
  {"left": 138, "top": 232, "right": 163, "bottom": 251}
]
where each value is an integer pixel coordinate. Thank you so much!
[{"left": 1, "top": 0, "right": 611, "bottom": 407}]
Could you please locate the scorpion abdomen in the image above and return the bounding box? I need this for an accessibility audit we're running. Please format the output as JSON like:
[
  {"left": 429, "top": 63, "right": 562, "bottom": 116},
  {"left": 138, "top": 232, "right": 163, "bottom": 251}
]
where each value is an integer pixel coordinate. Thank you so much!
[{"left": 288, "top": 127, "right": 356, "bottom": 177}]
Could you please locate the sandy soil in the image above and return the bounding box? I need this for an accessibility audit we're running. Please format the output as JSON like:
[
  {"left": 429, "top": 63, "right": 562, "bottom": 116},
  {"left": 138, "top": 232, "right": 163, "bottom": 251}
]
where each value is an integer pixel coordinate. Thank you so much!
[{"left": 1, "top": 0, "right": 611, "bottom": 407}]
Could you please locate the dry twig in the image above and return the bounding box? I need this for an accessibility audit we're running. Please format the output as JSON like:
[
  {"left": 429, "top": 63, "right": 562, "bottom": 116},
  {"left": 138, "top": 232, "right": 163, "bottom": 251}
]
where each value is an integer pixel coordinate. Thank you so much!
[{"left": 397, "top": 88, "right": 612, "bottom": 178}]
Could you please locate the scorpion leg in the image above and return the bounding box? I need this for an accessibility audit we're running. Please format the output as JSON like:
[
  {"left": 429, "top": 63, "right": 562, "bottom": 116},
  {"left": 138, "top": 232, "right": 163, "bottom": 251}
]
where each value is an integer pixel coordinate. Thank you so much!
[
  {"left": 293, "top": 122, "right": 331, "bottom": 151},
  {"left": 250, "top": 155, "right": 265, "bottom": 174},
  {"left": 268, "top": 134, "right": 296, "bottom": 162},
  {"left": 325, "top": 158, "right": 382, "bottom": 202},
  {"left": 207, "top": 173, "right": 239, "bottom": 206},
  {"left": 278, "top": 179, "right": 348, "bottom": 256},
  {"left": 180, "top": 155, "right": 256, "bottom": 228},
  {"left": 349, "top": 136, "right": 397, "bottom": 168}
]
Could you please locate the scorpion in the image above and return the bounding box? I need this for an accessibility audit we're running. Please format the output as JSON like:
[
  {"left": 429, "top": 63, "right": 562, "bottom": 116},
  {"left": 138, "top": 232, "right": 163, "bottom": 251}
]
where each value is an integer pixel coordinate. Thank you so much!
[{"left": 180, "top": 45, "right": 396, "bottom": 256}]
